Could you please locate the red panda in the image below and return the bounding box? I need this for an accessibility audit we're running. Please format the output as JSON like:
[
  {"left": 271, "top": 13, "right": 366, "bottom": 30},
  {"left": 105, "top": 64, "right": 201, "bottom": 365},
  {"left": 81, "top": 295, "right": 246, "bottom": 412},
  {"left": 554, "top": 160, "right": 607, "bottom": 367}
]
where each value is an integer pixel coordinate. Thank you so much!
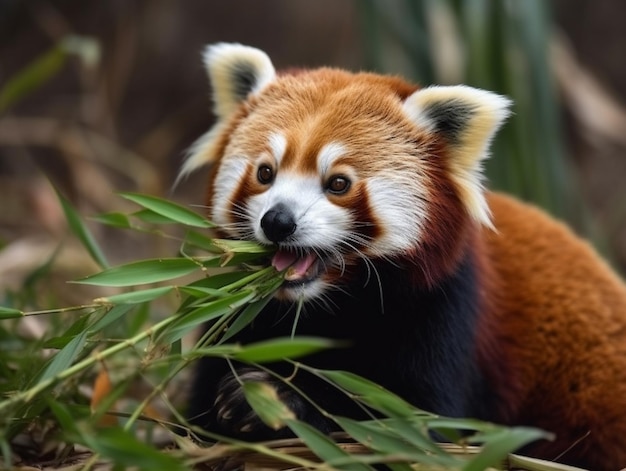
[{"left": 182, "top": 43, "right": 626, "bottom": 470}]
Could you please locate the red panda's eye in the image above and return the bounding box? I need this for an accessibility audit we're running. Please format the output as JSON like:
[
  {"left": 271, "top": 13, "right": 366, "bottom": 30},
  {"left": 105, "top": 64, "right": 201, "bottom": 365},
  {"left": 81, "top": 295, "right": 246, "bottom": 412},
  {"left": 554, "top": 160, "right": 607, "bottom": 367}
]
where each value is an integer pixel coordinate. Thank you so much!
[
  {"left": 257, "top": 165, "right": 274, "bottom": 184},
  {"left": 327, "top": 176, "right": 351, "bottom": 194}
]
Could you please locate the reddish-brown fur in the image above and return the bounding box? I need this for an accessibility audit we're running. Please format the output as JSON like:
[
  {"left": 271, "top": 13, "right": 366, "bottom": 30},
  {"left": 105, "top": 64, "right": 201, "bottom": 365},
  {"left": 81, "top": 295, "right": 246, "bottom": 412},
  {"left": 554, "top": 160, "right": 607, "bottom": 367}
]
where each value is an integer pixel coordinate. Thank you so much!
[{"left": 481, "top": 193, "right": 626, "bottom": 468}]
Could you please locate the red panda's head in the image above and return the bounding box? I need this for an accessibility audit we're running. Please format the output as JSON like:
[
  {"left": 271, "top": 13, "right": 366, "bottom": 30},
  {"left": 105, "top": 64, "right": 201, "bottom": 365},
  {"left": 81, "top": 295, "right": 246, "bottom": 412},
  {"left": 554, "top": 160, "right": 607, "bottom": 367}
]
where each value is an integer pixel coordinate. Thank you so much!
[{"left": 180, "top": 43, "right": 510, "bottom": 301}]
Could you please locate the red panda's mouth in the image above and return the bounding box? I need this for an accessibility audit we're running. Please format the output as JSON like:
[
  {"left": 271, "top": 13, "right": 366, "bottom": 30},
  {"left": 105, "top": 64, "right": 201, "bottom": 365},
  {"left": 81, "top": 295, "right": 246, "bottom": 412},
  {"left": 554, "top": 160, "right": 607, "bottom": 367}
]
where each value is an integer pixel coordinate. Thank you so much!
[{"left": 271, "top": 249, "right": 321, "bottom": 283}]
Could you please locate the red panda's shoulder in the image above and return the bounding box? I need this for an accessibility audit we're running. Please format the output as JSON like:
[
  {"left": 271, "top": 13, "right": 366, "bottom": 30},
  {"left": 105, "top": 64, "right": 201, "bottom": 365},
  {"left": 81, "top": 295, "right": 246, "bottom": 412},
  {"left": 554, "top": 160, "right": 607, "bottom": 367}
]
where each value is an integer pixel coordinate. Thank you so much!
[
  {"left": 485, "top": 191, "right": 625, "bottom": 305},
  {"left": 485, "top": 190, "right": 626, "bottom": 350},
  {"left": 482, "top": 191, "right": 626, "bottom": 466}
]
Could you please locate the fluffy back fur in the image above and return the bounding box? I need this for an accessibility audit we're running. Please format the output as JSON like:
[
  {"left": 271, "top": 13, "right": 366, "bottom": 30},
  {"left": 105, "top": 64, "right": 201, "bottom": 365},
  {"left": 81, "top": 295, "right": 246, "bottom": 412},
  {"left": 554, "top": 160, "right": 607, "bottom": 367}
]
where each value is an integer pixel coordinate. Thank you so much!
[{"left": 183, "top": 43, "right": 626, "bottom": 470}]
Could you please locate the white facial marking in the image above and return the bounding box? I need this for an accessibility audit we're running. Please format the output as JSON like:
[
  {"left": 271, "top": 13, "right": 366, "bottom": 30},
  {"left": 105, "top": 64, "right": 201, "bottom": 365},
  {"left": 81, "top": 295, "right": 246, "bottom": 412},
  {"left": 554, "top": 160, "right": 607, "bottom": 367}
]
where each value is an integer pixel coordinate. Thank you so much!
[
  {"left": 211, "top": 156, "right": 248, "bottom": 227},
  {"left": 366, "top": 177, "right": 428, "bottom": 255},
  {"left": 268, "top": 132, "right": 287, "bottom": 164},
  {"left": 317, "top": 142, "right": 347, "bottom": 175}
]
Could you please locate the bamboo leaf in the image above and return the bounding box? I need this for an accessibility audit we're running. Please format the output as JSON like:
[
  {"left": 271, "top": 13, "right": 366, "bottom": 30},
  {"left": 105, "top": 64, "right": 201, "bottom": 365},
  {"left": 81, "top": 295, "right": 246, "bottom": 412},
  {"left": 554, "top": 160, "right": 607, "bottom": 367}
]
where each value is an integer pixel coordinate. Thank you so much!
[
  {"left": 232, "top": 337, "right": 334, "bottom": 363},
  {"left": 158, "top": 290, "right": 255, "bottom": 344},
  {"left": 377, "top": 417, "right": 447, "bottom": 455},
  {"left": 80, "top": 426, "right": 186, "bottom": 471},
  {"left": 120, "top": 193, "right": 214, "bottom": 228},
  {"left": 95, "top": 286, "right": 173, "bottom": 305},
  {"left": 0, "top": 45, "right": 66, "bottom": 112},
  {"left": 91, "top": 212, "right": 132, "bottom": 229},
  {"left": 335, "top": 417, "right": 455, "bottom": 466},
  {"left": 47, "top": 399, "right": 81, "bottom": 435},
  {"left": 75, "top": 258, "right": 200, "bottom": 286},
  {"left": 211, "top": 238, "right": 272, "bottom": 254},
  {"left": 242, "top": 381, "right": 295, "bottom": 430},
  {"left": 89, "top": 304, "right": 135, "bottom": 331},
  {"left": 286, "top": 419, "right": 373, "bottom": 471},
  {"left": 336, "top": 417, "right": 428, "bottom": 456},
  {"left": 0, "top": 307, "right": 23, "bottom": 319},
  {"left": 55, "top": 188, "right": 109, "bottom": 269},
  {"left": 178, "top": 286, "right": 231, "bottom": 299},
  {"left": 132, "top": 209, "right": 180, "bottom": 225},
  {"left": 183, "top": 230, "right": 220, "bottom": 252},
  {"left": 462, "top": 427, "right": 549, "bottom": 471},
  {"left": 177, "top": 271, "right": 257, "bottom": 312},
  {"left": 508, "top": 453, "right": 585, "bottom": 471},
  {"left": 321, "top": 370, "right": 418, "bottom": 417},
  {"left": 220, "top": 294, "right": 274, "bottom": 343},
  {"left": 188, "top": 271, "right": 258, "bottom": 290},
  {"left": 38, "top": 330, "right": 88, "bottom": 383},
  {"left": 44, "top": 315, "right": 92, "bottom": 349}
]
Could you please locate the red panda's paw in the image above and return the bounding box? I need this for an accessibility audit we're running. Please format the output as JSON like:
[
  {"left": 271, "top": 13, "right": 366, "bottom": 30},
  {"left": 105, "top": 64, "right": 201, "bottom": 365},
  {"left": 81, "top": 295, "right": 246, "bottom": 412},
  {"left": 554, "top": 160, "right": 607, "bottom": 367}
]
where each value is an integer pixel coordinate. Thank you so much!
[{"left": 210, "top": 368, "right": 302, "bottom": 441}]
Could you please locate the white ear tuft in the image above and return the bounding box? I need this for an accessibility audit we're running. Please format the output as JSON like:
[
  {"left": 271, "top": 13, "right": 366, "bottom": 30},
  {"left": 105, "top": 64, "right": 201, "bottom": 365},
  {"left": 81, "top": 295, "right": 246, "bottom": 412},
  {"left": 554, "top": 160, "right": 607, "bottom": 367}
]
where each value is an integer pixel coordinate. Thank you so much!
[
  {"left": 204, "top": 43, "right": 276, "bottom": 119},
  {"left": 403, "top": 85, "right": 511, "bottom": 227},
  {"left": 177, "top": 44, "right": 276, "bottom": 182}
]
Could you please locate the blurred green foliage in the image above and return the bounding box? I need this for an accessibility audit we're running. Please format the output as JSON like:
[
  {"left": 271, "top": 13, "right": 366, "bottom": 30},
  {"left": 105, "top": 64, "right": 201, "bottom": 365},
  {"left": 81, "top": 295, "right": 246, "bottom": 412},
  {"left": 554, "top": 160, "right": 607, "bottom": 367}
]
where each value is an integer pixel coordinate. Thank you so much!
[{"left": 359, "top": 0, "right": 578, "bottom": 223}]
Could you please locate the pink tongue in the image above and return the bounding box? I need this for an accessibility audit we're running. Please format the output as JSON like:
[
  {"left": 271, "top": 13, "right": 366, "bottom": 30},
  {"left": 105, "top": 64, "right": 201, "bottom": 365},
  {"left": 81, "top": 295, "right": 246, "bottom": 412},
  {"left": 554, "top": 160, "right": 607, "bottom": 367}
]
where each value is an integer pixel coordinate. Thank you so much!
[
  {"left": 271, "top": 250, "right": 317, "bottom": 280},
  {"left": 272, "top": 250, "right": 298, "bottom": 271}
]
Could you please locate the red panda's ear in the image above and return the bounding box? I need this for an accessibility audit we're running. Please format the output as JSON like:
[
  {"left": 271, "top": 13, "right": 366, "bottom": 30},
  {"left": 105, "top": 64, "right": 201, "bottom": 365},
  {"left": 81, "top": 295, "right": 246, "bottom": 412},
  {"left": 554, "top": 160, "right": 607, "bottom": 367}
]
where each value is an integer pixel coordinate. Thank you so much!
[
  {"left": 203, "top": 43, "right": 276, "bottom": 120},
  {"left": 402, "top": 85, "right": 511, "bottom": 227},
  {"left": 178, "top": 44, "right": 276, "bottom": 180}
]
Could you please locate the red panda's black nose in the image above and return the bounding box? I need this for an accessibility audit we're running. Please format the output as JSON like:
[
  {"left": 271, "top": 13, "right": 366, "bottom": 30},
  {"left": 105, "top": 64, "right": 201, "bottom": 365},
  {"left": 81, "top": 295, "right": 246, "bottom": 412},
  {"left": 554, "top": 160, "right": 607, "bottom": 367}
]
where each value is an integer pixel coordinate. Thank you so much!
[{"left": 261, "top": 204, "right": 297, "bottom": 243}]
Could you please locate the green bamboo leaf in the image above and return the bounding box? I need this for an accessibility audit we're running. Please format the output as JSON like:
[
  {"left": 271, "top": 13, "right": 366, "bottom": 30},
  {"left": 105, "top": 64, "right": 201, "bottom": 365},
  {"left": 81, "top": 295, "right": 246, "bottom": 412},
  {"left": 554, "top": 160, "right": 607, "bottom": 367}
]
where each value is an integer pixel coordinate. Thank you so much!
[
  {"left": 183, "top": 230, "right": 220, "bottom": 252},
  {"left": 159, "top": 290, "right": 255, "bottom": 344},
  {"left": 43, "top": 334, "right": 82, "bottom": 350},
  {"left": 95, "top": 286, "right": 173, "bottom": 305},
  {"left": 80, "top": 426, "right": 186, "bottom": 471},
  {"left": 467, "top": 425, "right": 552, "bottom": 447},
  {"left": 89, "top": 304, "right": 135, "bottom": 331},
  {"left": 184, "top": 345, "right": 238, "bottom": 359},
  {"left": 508, "top": 453, "right": 585, "bottom": 471},
  {"left": 286, "top": 419, "right": 373, "bottom": 471},
  {"left": 218, "top": 251, "right": 273, "bottom": 267},
  {"left": 232, "top": 337, "right": 334, "bottom": 363},
  {"left": 188, "top": 271, "right": 257, "bottom": 290},
  {"left": 75, "top": 258, "right": 200, "bottom": 287},
  {"left": 44, "top": 315, "right": 92, "bottom": 349},
  {"left": 47, "top": 399, "right": 80, "bottom": 435},
  {"left": 132, "top": 209, "right": 180, "bottom": 225},
  {"left": 335, "top": 418, "right": 454, "bottom": 466},
  {"left": 91, "top": 212, "right": 132, "bottom": 229},
  {"left": 55, "top": 188, "right": 109, "bottom": 269},
  {"left": 321, "top": 370, "right": 388, "bottom": 396},
  {"left": 177, "top": 271, "right": 254, "bottom": 312},
  {"left": 120, "top": 193, "right": 214, "bottom": 228},
  {"left": 321, "top": 370, "right": 417, "bottom": 417},
  {"left": 377, "top": 417, "right": 447, "bottom": 455},
  {"left": 212, "top": 238, "right": 273, "bottom": 254},
  {"left": 242, "top": 381, "right": 296, "bottom": 430},
  {"left": 187, "top": 237, "right": 274, "bottom": 267},
  {"left": 39, "top": 330, "right": 88, "bottom": 383},
  {"left": 178, "top": 286, "right": 231, "bottom": 299},
  {"left": 358, "top": 391, "right": 419, "bottom": 418},
  {"left": 220, "top": 294, "right": 274, "bottom": 343},
  {"left": 0, "top": 307, "right": 23, "bottom": 319},
  {"left": 426, "top": 417, "right": 502, "bottom": 435},
  {"left": 335, "top": 417, "right": 425, "bottom": 456},
  {"left": 463, "top": 427, "right": 549, "bottom": 471},
  {"left": 0, "top": 45, "right": 66, "bottom": 112}
]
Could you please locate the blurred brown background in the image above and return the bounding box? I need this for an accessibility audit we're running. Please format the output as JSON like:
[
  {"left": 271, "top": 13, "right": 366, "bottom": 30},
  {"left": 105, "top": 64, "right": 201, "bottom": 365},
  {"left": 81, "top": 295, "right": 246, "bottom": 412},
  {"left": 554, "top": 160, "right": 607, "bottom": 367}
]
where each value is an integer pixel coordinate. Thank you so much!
[{"left": 1, "top": 0, "right": 625, "bottom": 301}]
